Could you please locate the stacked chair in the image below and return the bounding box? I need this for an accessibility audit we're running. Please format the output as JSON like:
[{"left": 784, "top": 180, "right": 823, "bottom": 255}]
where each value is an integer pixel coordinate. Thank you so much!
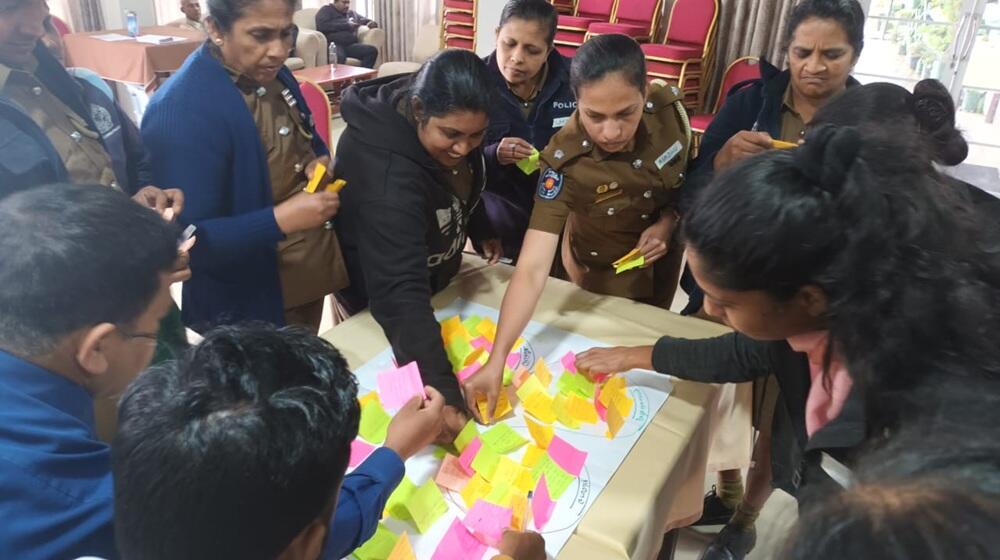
[
  {"left": 641, "top": 0, "right": 720, "bottom": 111},
  {"left": 442, "top": 0, "right": 477, "bottom": 51},
  {"left": 553, "top": 0, "right": 615, "bottom": 57},
  {"left": 550, "top": 0, "right": 577, "bottom": 15},
  {"left": 586, "top": 0, "right": 664, "bottom": 43},
  {"left": 688, "top": 56, "right": 761, "bottom": 156}
]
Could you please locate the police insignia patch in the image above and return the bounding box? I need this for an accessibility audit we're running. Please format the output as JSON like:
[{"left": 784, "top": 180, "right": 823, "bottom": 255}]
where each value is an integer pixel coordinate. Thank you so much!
[{"left": 538, "top": 168, "right": 563, "bottom": 200}]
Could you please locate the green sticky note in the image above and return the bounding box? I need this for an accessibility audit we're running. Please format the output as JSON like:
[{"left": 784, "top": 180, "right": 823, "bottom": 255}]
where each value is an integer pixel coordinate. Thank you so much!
[
  {"left": 353, "top": 523, "right": 398, "bottom": 560},
  {"left": 481, "top": 423, "right": 529, "bottom": 455},
  {"left": 359, "top": 400, "right": 391, "bottom": 444},
  {"left": 614, "top": 255, "right": 645, "bottom": 274},
  {"left": 454, "top": 419, "right": 480, "bottom": 453},
  {"left": 532, "top": 454, "right": 575, "bottom": 499},
  {"left": 446, "top": 337, "right": 474, "bottom": 372},
  {"left": 471, "top": 440, "right": 502, "bottom": 480},
  {"left": 502, "top": 366, "right": 514, "bottom": 386},
  {"left": 385, "top": 476, "right": 417, "bottom": 520},
  {"left": 462, "top": 315, "right": 483, "bottom": 333},
  {"left": 516, "top": 149, "right": 541, "bottom": 175},
  {"left": 409, "top": 479, "right": 450, "bottom": 533},
  {"left": 558, "top": 372, "right": 596, "bottom": 399},
  {"left": 433, "top": 446, "right": 449, "bottom": 460}
]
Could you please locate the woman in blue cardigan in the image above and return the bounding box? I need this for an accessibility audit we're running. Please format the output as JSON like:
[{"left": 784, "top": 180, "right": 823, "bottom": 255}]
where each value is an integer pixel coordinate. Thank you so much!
[{"left": 142, "top": 0, "right": 345, "bottom": 333}]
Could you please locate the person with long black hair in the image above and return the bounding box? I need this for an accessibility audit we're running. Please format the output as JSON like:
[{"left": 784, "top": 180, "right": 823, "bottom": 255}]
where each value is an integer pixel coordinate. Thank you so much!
[{"left": 335, "top": 49, "right": 500, "bottom": 441}]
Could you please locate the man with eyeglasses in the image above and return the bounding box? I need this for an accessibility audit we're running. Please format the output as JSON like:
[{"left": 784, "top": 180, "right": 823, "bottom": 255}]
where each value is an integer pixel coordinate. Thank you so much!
[{"left": 0, "top": 183, "right": 180, "bottom": 559}]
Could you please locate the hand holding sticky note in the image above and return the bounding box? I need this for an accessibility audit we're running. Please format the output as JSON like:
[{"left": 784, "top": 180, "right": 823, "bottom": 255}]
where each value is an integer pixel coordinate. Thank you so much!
[
  {"left": 516, "top": 148, "right": 541, "bottom": 175},
  {"left": 613, "top": 248, "right": 645, "bottom": 274}
]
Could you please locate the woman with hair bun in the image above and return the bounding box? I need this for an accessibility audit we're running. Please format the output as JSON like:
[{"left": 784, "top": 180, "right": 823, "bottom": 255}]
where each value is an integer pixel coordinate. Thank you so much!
[{"left": 577, "top": 123, "right": 1000, "bottom": 512}]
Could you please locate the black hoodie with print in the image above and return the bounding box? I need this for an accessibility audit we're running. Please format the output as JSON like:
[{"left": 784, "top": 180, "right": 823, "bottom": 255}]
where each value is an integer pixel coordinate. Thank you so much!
[{"left": 335, "top": 74, "right": 494, "bottom": 409}]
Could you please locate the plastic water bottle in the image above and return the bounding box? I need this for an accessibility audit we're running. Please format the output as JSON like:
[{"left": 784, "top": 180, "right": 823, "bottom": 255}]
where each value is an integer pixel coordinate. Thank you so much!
[
  {"left": 125, "top": 10, "right": 139, "bottom": 37},
  {"left": 328, "top": 40, "right": 338, "bottom": 66}
]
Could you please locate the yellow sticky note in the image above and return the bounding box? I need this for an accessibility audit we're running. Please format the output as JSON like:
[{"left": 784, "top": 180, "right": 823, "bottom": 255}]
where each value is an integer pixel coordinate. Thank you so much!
[
  {"left": 440, "top": 315, "right": 467, "bottom": 344},
  {"left": 515, "top": 375, "right": 545, "bottom": 402},
  {"left": 464, "top": 347, "right": 489, "bottom": 368},
  {"left": 512, "top": 337, "right": 527, "bottom": 351},
  {"left": 599, "top": 377, "right": 627, "bottom": 408},
  {"left": 461, "top": 474, "right": 493, "bottom": 509},
  {"left": 475, "top": 318, "right": 497, "bottom": 342},
  {"left": 477, "top": 390, "right": 513, "bottom": 423},
  {"left": 534, "top": 360, "right": 553, "bottom": 387},
  {"left": 771, "top": 139, "right": 798, "bottom": 149},
  {"left": 525, "top": 416, "right": 554, "bottom": 449},
  {"left": 509, "top": 492, "right": 530, "bottom": 531},
  {"left": 387, "top": 532, "right": 416, "bottom": 560},
  {"left": 610, "top": 390, "right": 634, "bottom": 419},
  {"left": 491, "top": 457, "right": 526, "bottom": 487},
  {"left": 606, "top": 399, "right": 625, "bottom": 439},
  {"left": 486, "top": 483, "right": 514, "bottom": 507},
  {"left": 612, "top": 248, "right": 641, "bottom": 267},
  {"left": 513, "top": 467, "right": 536, "bottom": 495},
  {"left": 327, "top": 178, "right": 347, "bottom": 192},
  {"left": 303, "top": 162, "right": 328, "bottom": 193},
  {"left": 522, "top": 444, "right": 545, "bottom": 468},
  {"left": 358, "top": 391, "right": 379, "bottom": 408},
  {"left": 565, "top": 393, "right": 599, "bottom": 424},
  {"left": 522, "top": 390, "right": 556, "bottom": 425},
  {"left": 553, "top": 393, "right": 581, "bottom": 429}
]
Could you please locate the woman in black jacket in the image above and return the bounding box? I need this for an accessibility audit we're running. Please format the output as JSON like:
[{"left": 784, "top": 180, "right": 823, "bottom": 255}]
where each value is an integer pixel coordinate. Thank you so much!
[
  {"left": 481, "top": 0, "right": 576, "bottom": 261},
  {"left": 335, "top": 49, "right": 499, "bottom": 439},
  {"left": 578, "top": 125, "right": 1000, "bottom": 524}
]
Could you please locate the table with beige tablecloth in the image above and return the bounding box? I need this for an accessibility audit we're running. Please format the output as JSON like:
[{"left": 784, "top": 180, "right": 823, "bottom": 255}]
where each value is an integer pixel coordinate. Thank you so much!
[
  {"left": 63, "top": 26, "right": 204, "bottom": 90},
  {"left": 320, "top": 257, "right": 751, "bottom": 560}
]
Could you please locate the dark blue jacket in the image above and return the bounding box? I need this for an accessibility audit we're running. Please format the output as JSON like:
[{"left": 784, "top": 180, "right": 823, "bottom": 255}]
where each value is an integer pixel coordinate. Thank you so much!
[
  {"left": 679, "top": 60, "right": 859, "bottom": 314},
  {"left": 0, "top": 44, "right": 151, "bottom": 198},
  {"left": 142, "top": 44, "right": 328, "bottom": 331},
  {"left": 481, "top": 50, "right": 576, "bottom": 258}
]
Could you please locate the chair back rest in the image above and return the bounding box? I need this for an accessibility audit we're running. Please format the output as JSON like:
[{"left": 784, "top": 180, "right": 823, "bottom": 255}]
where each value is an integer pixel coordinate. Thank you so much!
[
  {"left": 293, "top": 8, "right": 320, "bottom": 31},
  {"left": 613, "top": 0, "right": 660, "bottom": 27},
  {"left": 297, "top": 79, "right": 332, "bottom": 150},
  {"left": 51, "top": 15, "right": 72, "bottom": 36},
  {"left": 412, "top": 23, "right": 441, "bottom": 62},
  {"left": 665, "top": 0, "right": 718, "bottom": 49},
  {"left": 575, "top": 0, "right": 615, "bottom": 19}
]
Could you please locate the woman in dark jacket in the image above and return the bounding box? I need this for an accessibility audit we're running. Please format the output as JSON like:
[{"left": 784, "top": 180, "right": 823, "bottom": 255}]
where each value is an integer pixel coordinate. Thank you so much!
[
  {"left": 335, "top": 49, "right": 499, "bottom": 440},
  {"left": 481, "top": 0, "right": 576, "bottom": 261},
  {"left": 578, "top": 124, "right": 1000, "bottom": 528},
  {"left": 681, "top": 0, "right": 865, "bottom": 315}
]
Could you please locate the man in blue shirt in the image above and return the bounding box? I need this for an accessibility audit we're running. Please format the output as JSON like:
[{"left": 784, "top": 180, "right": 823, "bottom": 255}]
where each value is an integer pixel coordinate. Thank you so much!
[
  {"left": 111, "top": 324, "right": 445, "bottom": 560},
  {"left": 0, "top": 183, "right": 181, "bottom": 559}
]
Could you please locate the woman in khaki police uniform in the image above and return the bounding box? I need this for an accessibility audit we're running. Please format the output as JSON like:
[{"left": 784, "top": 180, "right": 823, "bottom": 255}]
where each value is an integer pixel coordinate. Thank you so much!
[
  {"left": 463, "top": 34, "right": 692, "bottom": 420},
  {"left": 143, "top": 0, "right": 346, "bottom": 333}
]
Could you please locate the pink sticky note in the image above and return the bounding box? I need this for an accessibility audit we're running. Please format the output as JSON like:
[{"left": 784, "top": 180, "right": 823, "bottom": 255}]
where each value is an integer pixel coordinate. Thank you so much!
[
  {"left": 377, "top": 361, "right": 428, "bottom": 409},
  {"left": 463, "top": 500, "right": 513, "bottom": 546},
  {"left": 548, "top": 435, "right": 587, "bottom": 477},
  {"left": 505, "top": 353, "right": 521, "bottom": 369},
  {"left": 458, "top": 437, "right": 483, "bottom": 476},
  {"left": 470, "top": 336, "right": 493, "bottom": 352},
  {"left": 532, "top": 476, "right": 556, "bottom": 530},
  {"left": 436, "top": 454, "right": 473, "bottom": 492},
  {"left": 432, "top": 519, "right": 488, "bottom": 560},
  {"left": 457, "top": 361, "right": 482, "bottom": 382},
  {"left": 560, "top": 351, "right": 577, "bottom": 373},
  {"left": 594, "top": 393, "right": 608, "bottom": 422},
  {"left": 349, "top": 439, "right": 377, "bottom": 469}
]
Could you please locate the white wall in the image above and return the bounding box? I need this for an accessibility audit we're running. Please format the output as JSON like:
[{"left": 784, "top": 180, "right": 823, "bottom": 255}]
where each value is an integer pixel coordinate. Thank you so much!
[
  {"left": 475, "top": 0, "right": 503, "bottom": 57},
  {"left": 102, "top": 0, "right": 157, "bottom": 30}
]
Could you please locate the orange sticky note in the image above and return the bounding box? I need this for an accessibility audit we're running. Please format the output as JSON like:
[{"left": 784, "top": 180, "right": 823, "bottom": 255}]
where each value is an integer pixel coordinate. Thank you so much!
[
  {"left": 512, "top": 366, "right": 532, "bottom": 389},
  {"left": 436, "top": 454, "right": 473, "bottom": 492},
  {"left": 475, "top": 318, "right": 497, "bottom": 342},
  {"left": 464, "top": 347, "right": 489, "bottom": 368},
  {"left": 522, "top": 391, "right": 556, "bottom": 424},
  {"left": 606, "top": 399, "right": 626, "bottom": 438},
  {"left": 440, "top": 316, "right": 467, "bottom": 344},
  {"left": 610, "top": 389, "right": 634, "bottom": 419},
  {"left": 565, "top": 393, "right": 599, "bottom": 424},
  {"left": 534, "top": 360, "right": 553, "bottom": 387},
  {"left": 509, "top": 492, "right": 530, "bottom": 531},
  {"left": 599, "top": 377, "right": 627, "bottom": 408},
  {"left": 303, "top": 162, "right": 328, "bottom": 193},
  {"left": 477, "top": 390, "right": 513, "bottom": 423},
  {"left": 612, "top": 248, "right": 641, "bottom": 267},
  {"left": 521, "top": 444, "right": 545, "bottom": 468},
  {"left": 387, "top": 532, "right": 416, "bottom": 560},
  {"left": 771, "top": 139, "right": 798, "bottom": 149},
  {"left": 358, "top": 391, "right": 380, "bottom": 408},
  {"left": 461, "top": 474, "right": 493, "bottom": 509},
  {"left": 525, "top": 416, "right": 554, "bottom": 449}
]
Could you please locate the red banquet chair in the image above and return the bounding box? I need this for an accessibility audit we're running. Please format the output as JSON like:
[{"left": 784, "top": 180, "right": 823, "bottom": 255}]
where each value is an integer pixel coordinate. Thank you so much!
[
  {"left": 587, "top": 0, "right": 664, "bottom": 43},
  {"left": 641, "top": 0, "right": 720, "bottom": 110},
  {"left": 297, "top": 79, "right": 332, "bottom": 150},
  {"left": 441, "top": 0, "right": 477, "bottom": 51},
  {"left": 688, "top": 56, "right": 760, "bottom": 156},
  {"left": 549, "top": 0, "right": 576, "bottom": 15},
  {"left": 51, "top": 15, "right": 72, "bottom": 36},
  {"left": 554, "top": 0, "right": 615, "bottom": 57}
]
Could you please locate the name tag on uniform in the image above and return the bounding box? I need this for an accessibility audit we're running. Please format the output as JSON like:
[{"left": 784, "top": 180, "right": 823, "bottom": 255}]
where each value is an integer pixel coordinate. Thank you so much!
[
  {"left": 655, "top": 141, "right": 683, "bottom": 170},
  {"left": 552, "top": 116, "right": 569, "bottom": 128}
]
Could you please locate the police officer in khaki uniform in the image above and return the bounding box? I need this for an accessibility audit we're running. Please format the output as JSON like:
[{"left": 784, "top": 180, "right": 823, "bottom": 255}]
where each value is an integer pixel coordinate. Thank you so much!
[
  {"left": 463, "top": 34, "right": 691, "bottom": 421},
  {"left": 219, "top": 48, "right": 348, "bottom": 330}
]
